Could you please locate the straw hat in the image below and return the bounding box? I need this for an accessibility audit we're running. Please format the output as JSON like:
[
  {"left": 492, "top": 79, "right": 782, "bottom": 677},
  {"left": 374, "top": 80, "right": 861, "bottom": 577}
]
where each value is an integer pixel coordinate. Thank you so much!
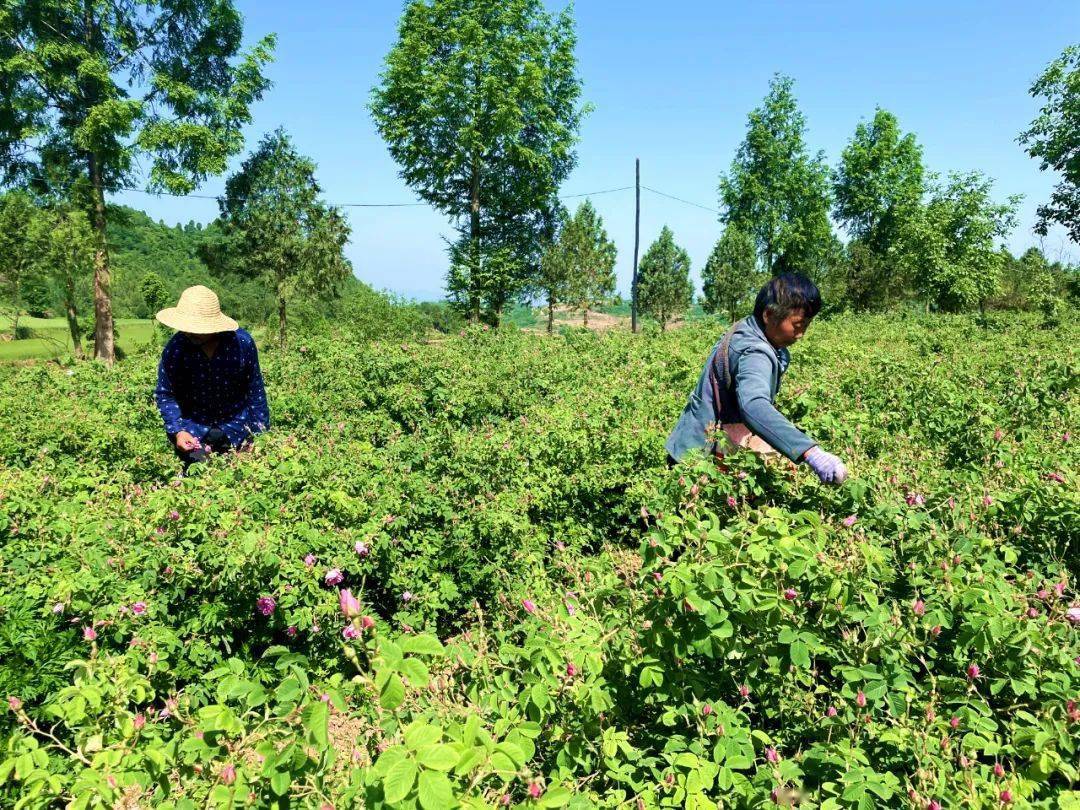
[{"left": 156, "top": 286, "right": 238, "bottom": 334}]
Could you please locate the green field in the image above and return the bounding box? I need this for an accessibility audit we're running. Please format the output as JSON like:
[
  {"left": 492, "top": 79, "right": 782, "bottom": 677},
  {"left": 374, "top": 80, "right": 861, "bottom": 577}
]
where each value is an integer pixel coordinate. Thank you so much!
[{"left": 0, "top": 316, "right": 157, "bottom": 362}]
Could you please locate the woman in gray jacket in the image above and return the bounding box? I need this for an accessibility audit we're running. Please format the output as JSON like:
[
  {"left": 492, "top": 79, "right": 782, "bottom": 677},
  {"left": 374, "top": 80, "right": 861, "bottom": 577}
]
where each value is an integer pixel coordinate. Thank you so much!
[{"left": 666, "top": 273, "right": 847, "bottom": 484}]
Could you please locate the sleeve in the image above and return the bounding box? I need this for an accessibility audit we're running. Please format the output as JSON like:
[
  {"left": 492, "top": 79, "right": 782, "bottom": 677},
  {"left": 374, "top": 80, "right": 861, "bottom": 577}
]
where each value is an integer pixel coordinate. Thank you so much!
[
  {"left": 735, "top": 348, "right": 816, "bottom": 463},
  {"left": 217, "top": 341, "right": 270, "bottom": 447},
  {"left": 155, "top": 349, "right": 209, "bottom": 438}
]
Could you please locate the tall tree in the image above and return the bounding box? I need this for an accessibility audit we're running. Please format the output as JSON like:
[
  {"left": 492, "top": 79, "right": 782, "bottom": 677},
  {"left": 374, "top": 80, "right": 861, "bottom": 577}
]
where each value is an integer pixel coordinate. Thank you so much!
[
  {"left": 833, "top": 108, "right": 925, "bottom": 255},
  {"left": 0, "top": 2, "right": 275, "bottom": 363},
  {"left": 900, "top": 172, "right": 1020, "bottom": 312},
  {"left": 719, "top": 75, "right": 835, "bottom": 279},
  {"left": 371, "top": 0, "right": 586, "bottom": 325},
  {"left": 0, "top": 190, "right": 43, "bottom": 338},
  {"left": 637, "top": 226, "right": 692, "bottom": 331},
  {"left": 534, "top": 204, "right": 570, "bottom": 334},
  {"left": 560, "top": 200, "right": 617, "bottom": 326},
  {"left": 41, "top": 205, "right": 94, "bottom": 358},
  {"left": 218, "top": 129, "right": 352, "bottom": 347},
  {"left": 701, "top": 225, "right": 758, "bottom": 321},
  {"left": 1020, "top": 45, "right": 1080, "bottom": 242}
]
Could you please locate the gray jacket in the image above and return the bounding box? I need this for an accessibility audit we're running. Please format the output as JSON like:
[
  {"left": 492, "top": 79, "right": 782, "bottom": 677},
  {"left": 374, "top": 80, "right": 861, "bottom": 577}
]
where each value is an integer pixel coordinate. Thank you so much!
[{"left": 665, "top": 315, "right": 816, "bottom": 463}]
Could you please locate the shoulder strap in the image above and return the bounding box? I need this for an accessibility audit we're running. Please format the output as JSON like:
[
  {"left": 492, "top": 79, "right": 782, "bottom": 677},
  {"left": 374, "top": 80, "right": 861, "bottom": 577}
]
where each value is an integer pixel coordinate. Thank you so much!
[{"left": 709, "top": 326, "right": 737, "bottom": 422}]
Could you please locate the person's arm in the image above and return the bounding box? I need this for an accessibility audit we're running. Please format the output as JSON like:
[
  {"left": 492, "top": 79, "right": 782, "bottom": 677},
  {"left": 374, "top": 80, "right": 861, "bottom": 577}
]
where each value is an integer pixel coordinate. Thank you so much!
[
  {"left": 734, "top": 348, "right": 816, "bottom": 463},
  {"left": 217, "top": 342, "right": 270, "bottom": 447},
  {"left": 154, "top": 349, "right": 209, "bottom": 442}
]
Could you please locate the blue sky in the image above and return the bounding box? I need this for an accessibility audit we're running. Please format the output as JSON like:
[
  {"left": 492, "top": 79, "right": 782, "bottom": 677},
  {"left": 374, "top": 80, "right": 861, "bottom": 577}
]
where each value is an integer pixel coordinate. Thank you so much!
[{"left": 113, "top": 1, "right": 1080, "bottom": 301}]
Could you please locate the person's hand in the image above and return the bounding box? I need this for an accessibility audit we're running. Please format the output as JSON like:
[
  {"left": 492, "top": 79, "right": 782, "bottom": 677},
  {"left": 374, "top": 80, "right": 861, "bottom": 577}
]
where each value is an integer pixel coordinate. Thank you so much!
[
  {"left": 175, "top": 431, "right": 201, "bottom": 452},
  {"left": 804, "top": 446, "right": 848, "bottom": 484}
]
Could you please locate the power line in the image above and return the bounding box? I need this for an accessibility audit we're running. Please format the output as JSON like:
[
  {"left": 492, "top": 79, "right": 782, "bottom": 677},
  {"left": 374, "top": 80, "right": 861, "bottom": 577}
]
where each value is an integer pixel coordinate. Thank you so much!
[
  {"left": 641, "top": 185, "right": 719, "bottom": 215},
  {"left": 560, "top": 185, "right": 633, "bottom": 199},
  {"left": 12, "top": 165, "right": 716, "bottom": 215}
]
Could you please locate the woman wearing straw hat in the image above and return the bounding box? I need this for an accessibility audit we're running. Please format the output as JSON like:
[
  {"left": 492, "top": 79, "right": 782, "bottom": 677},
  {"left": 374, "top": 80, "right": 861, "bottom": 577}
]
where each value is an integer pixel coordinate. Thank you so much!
[{"left": 154, "top": 285, "right": 270, "bottom": 470}]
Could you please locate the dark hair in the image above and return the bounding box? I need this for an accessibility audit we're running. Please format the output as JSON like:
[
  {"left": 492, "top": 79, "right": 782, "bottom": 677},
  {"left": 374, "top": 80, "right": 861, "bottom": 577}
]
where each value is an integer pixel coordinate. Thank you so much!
[{"left": 753, "top": 273, "right": 822, "bottom": 324}]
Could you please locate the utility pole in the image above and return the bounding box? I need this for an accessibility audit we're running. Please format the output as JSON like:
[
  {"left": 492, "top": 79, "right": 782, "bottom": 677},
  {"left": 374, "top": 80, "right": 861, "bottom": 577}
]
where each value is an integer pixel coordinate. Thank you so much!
[{"left": 631, "top": 158, "right": 641, "bottom": 333}]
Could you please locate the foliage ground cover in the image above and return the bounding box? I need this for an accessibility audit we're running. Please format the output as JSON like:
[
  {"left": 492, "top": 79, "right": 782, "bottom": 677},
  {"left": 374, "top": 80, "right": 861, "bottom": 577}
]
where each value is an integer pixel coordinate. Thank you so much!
[{"left": 0, "top": 312, "right": 1077, "bottom": 808}]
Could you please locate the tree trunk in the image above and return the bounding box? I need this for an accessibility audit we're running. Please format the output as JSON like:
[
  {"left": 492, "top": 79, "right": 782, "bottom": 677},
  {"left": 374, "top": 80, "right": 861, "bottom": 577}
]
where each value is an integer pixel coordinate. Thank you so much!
[
  {"left": 547, "top": 293, "right": 554, "bottom": 335},
  {"left": 88, "top": 151, "right": 114, "bottom": 364},
  {"left": 65, "top": 252, "right": 84, "bottom": 360},
  {"left": 278, "top": 294, "right": 287, "bottom": 348},
  {"left": 583, "top": 308, "right": 589, "bottom": 327},
  {"left": 469, "top": 155, "right": 481, "bottom": 325},
  {"left": 11, "top": 277, "right": 19, "bottom": 339},
  {"left": 66, "top": 303, "right": 84, "bottom": 360}
]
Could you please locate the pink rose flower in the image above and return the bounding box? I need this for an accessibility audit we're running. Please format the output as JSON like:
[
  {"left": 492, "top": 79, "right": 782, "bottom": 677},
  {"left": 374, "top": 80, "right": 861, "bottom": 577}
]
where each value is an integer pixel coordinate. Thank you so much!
[
  {"left": 354, "top": 541, "right": 369, "bottom": 557},
  {"left": 339, "top": 589, "right": 361, "bottom": 618},
  {"left": 220, "top": 763, "right": 236, "bottom": 785},
  {"left": 528, "top": 782, "right": 543, "bottom": 799},
  {"left": 522, "top": 598, "right": 537, "bottom": 614},
  {"left": 966, "top": 663, "right": 980, "bottom": 680},
  {"left": 856, "top": 691, "right": 867, "bottom": 708},
  {"left": 304, "top": 553, "right": 316, "bottom": 568},
  {"left": 7, "top": 696, "right": 22, "bottom": 711},
  {"left": 324, "top": 569, "right": 344, "bottom": 587},
  {"left": 131, "top": 601, "right": 147, "bottom": 615},
  {"left": 256, "top": 596, "right": 276, "bottom": 617},
  {"left": 912, "top": 599, "right": 925, "bottom": 617},
  {"left": 765, "top": 746, "right": 779, "bottom": 764},
  {"left": 842, "top": 514, "right": 857, "bottom": 527},
  {"left": 783, "top": 588, "right": 797, "bottom": 601},
  {"left": 83, "top": 626, "right": 97, "bottom": 641},
  {"left": 826, "top": 706, "right": 837, "bottom": 717},
  {"left": 342, "top": 625, "right": 360, "bottom": 640}
]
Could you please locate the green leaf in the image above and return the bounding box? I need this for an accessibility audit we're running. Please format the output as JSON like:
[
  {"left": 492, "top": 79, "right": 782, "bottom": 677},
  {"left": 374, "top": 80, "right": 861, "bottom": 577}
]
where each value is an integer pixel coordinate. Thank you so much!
[
  {"left": 383, "top": 756, "right": 418, "bottom": 804},
  {"left": 379, "top": 672, "right": 406, "bottom": 710},
  {"left": 405, "top": 722, "right": 442, "bottom": 751},
  {"left": 400, "top": 634, "right": 445, "bottom": 656},
  {"left": 418, "top": 744, "right": 461, "bottom": 772},
  {"left": 418, "top": 770, "right": 454, "bottom": 810},
  {"left": 302, "top": 701, "right": 329, "bottom": 747},
  {"left": 269, "top": 771, "right": 290, "bottom": 796},
  {"left": 541, "top": 787, "right": 572, "bottom": 807},
  {"left": 399, "top": 657, "right": 430, "bottom": 687},
  {"left": 789, "top": 641, "right": 810, "bottom": 669}
]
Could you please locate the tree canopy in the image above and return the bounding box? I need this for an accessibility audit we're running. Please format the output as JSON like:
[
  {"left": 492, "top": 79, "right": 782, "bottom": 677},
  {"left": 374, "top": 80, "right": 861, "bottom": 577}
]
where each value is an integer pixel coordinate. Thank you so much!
[
  {"left": 1021, "top": 44, "right": 1080, "bottom": 243},
  {"left": 218, "top": 129, "right": 352, "bottom": 347},
  {"left": 719, "top": 75, "right": 835, "bottom": 280},
  {"left": 637, "top": 226, "right": 692, "bottom": 331},
  {"left": 371, "top": 0, "right": 586, "bottom": 323},
  {"left": 701, "top": 225, "right": 759, "bottom": 322},
  {"left": 0, "top": 0, "right": 274, "bottom": 361}
]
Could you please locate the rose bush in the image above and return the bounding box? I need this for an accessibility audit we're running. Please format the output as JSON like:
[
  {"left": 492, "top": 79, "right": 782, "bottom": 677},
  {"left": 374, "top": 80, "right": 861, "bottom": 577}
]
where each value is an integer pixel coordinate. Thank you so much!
[{"left": 0, "top": 312, "right": 1077, "bottom": 807}]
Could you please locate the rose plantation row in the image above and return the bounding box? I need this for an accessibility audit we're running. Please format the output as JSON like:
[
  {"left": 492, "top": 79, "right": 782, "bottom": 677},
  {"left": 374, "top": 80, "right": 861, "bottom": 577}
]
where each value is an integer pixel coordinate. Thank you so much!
[{"left": 0, "top": 312, "right": 1077, "bottom": 808}]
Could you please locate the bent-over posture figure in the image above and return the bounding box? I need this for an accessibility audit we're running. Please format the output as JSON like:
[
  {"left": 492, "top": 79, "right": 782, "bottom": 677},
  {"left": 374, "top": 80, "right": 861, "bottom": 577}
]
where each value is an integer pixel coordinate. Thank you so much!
[
  {"left": 154, "top": 285, "right": 270, "bottom": 471},
  {"left": 666, "top": 273, "right": 847, "bottom": 484}
]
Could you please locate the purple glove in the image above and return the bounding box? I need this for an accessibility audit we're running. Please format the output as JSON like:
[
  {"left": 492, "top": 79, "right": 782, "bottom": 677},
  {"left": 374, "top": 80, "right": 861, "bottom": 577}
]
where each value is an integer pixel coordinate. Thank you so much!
[{"left": 804, "top": 446, "right": 848, "bottom": 484}]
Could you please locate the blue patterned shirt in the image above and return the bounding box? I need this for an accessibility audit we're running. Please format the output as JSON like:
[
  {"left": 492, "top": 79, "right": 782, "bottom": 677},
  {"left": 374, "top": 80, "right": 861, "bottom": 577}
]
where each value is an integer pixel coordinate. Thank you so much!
[{"left": 154, "top": 329, "right": 270, "bottom": 448}]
